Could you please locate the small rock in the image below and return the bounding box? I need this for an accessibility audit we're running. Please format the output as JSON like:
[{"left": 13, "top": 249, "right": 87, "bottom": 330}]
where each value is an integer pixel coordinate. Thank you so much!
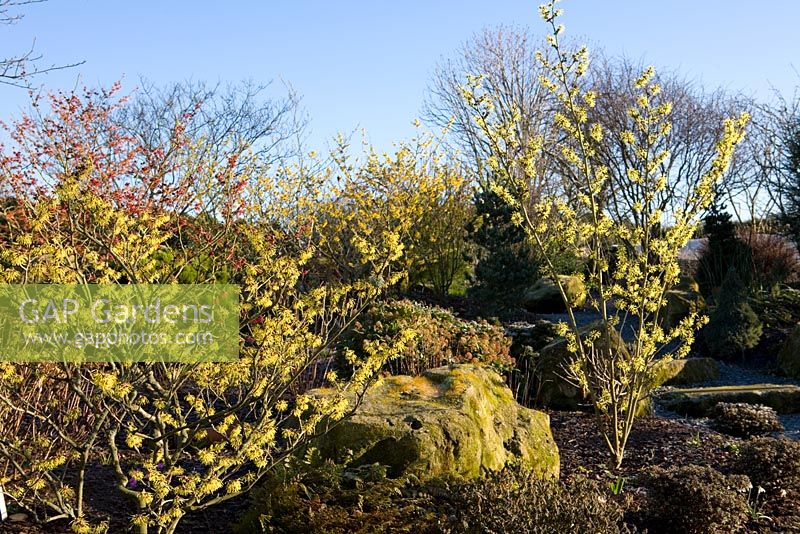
[
  {"left": 9, "top": 512, "right": 28, "bottom": 522},
  {"left": 663, "top": 289, "right": 706, "bottom": 330}
]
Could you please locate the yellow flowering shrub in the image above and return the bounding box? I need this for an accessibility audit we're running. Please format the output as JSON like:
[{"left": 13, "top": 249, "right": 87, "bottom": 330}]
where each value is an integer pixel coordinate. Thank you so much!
[
  {"left": 0, "top": 87, "right": 409, "bottom": 534},
  {"left": 314, "top": 132, "right": 472, "bottom": 294},
  {"left": 460, "top": 1, "right": 748, "bottom": 467}
]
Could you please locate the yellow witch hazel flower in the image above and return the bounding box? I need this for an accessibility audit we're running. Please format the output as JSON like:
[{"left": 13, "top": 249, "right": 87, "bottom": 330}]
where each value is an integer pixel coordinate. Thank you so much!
[{"left": 463, "top": 0, "right": 748, "bottom": 468}]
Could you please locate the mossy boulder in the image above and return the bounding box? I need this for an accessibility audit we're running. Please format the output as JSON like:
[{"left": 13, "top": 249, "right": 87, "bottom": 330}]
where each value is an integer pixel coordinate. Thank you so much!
[
  {"left": 675, "top": 274, "right": 701, "bottom": 293},
  {"left": 663, "top": 289, "right": 706, "bottom": 330},
  {"left": 651, "top": 357, "right": 720, "bottom": 387},
  {"left": 778, "top": 324, "right": 800, "bottom": 379},
  {"left": 311, "top": 364, "right": 559, "bottom": 481},
  {"left": 523, "top": 275, "right": 586, "bottom": 313}
]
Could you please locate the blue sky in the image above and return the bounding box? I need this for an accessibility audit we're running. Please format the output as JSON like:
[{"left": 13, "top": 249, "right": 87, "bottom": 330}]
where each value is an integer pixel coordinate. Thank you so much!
[{"left": 0, "top": 1, "right": 798, "bottom": 152}]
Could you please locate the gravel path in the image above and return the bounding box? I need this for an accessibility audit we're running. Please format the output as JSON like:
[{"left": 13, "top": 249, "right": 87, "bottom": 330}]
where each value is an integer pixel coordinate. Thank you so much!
[
  {"left": 705, "top": 361, "right": 800, "bottom": 387},
  {"left": 534, "top": 309, "right": 644, "bottom": 342},
  {"left": 781, "top": 414, "right": 800, "bottom": 440},
  {"left": 534, "top": 310, "right": 602, "bottom": 330},
  {"left": 654, "top": 362, "right": 800, "bottom": 440}
]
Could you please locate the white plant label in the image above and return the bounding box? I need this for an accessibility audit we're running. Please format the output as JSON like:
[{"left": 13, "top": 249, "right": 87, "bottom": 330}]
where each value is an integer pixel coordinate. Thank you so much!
[{"left": 0, "top": 485, "right": 7, "bottom": 521}]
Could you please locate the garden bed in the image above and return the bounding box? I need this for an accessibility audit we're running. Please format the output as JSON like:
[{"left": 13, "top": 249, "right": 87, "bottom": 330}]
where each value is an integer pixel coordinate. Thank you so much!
[{"left": 5, "top": 411, "right": 799, "bottom": 533}]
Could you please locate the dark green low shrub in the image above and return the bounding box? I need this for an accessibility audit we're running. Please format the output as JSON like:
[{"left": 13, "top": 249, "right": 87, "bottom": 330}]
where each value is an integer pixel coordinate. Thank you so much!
[
  {"left": 702, "top": 268, "right": 762, "bottom": 360},
  {"left": 449, "top": 466, "right": 633, "bottom": 534},
  {"left": 466, "top": 187, "right": 542, "bottom": 312},
  {"left": 642, "top": 464, "right": 750, "bottom": 534},
  {"left": 695, "top": 201, "right": 753, "bottom": 296},
  {"left": 711, "top": 402, "right": 784, "bottom": 437},
  {"left": 732, "top": 437, "right": 800, "bottom": 531},
  {"left": 339, "top": 299, "right": 513, "bottom": 377},
  {"left": 735, "top": 437, "right": 800, "bottom": 495},
  {"left": 238, "top": 461, "right": 633, "bottom": 534}
]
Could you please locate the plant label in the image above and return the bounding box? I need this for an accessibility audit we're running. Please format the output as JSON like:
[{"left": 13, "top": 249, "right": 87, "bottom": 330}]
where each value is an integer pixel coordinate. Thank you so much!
[{"left": 0, "top": 485, "right": 7, "bottom": 521}]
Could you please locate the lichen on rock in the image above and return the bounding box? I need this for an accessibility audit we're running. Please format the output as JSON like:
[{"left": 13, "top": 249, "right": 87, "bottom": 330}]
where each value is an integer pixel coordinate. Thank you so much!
[
  {"left": 523, "top": 275, "right": 586, "bottom": 313},
  {"left": 310, "top": 364, "right": 560, "bottom": 481},
  {"left": 651, "top": 357, "right": 720, "bottom": 387}
]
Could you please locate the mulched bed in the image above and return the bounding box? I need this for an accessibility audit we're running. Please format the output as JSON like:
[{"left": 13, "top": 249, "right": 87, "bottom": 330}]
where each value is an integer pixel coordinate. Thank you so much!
[
  {"left": 550, "top": 411, "right": 800, "bottom": 533},
  {"left": 549, "top": 411, "right": 740, "bottom": 482},
  {"left": 4, "top": 412, "right": 798, "bottom": 533}
]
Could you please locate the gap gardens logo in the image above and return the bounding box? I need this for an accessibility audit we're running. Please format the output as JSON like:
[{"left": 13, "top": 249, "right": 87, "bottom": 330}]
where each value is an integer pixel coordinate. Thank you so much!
[{"left": 0, "top": 284, "right": 239, "bottom": 362}]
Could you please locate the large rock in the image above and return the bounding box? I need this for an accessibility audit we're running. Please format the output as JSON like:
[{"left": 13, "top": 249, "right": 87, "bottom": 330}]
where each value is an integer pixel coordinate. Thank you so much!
[
  {"left": 675, "top": 274, "right": 701, "bottom": 293},
  {"left": 778, "top": 325, "right": 800, "bottom": 379},
  {"left": 651, "top": 357, "right": 720, "bottom": 387},
  {"left": 311, "top": 364, "right": 559, "bottom": 481},
  {"left": 535, "top": 323, "right": 628, "bottom": 410},
  {"left": 663, "top": 289, "right": 706, "bottom": 330},
  {"left": 523, "top": 275, "right": 586, "bottom": 313}
]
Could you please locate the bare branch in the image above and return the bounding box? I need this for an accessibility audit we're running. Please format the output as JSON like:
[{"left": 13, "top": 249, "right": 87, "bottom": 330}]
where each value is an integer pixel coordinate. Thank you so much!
[{"left": 0, "top": 0, "right": 83, "bottom": 88}]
